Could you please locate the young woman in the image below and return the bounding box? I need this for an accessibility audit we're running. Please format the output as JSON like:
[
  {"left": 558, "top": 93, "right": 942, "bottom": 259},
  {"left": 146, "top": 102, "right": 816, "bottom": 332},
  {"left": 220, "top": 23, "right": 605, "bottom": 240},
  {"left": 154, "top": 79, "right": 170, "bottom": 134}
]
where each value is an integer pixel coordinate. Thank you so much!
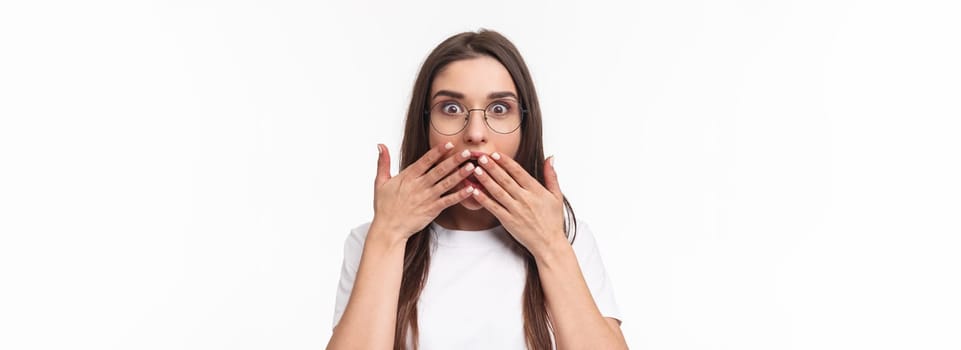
[{"left": 327, "top": 30, "right": 626, "bottom": 350}]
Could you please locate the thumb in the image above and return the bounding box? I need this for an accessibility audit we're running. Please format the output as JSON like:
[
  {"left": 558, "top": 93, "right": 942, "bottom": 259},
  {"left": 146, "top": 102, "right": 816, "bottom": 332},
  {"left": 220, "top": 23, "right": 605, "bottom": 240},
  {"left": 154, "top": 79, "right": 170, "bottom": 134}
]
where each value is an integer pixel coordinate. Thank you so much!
[
  {"left": 544, "top": 156, "right": 562, "bottom": 198},
  {"left": 375, "top": 144, "right": 392, "bottom": 187}
]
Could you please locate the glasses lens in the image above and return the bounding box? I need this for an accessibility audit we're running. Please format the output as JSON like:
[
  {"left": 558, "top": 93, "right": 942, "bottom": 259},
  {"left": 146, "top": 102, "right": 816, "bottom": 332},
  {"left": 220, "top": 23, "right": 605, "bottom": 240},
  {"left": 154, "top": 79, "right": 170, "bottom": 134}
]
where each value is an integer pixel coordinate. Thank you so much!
[
  {"left": 485, "top": 100, "right": 522, "bottom": 134},
  {"left": 430, "top": 101, "right": 467, "bottom": 135}
]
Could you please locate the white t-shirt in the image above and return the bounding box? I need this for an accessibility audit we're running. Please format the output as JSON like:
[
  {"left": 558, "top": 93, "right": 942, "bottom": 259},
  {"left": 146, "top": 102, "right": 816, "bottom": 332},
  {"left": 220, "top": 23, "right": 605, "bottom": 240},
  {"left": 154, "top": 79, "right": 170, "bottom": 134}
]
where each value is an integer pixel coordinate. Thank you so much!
[{"left": 332, "top": 220, "right": 621, "bottom": 349}]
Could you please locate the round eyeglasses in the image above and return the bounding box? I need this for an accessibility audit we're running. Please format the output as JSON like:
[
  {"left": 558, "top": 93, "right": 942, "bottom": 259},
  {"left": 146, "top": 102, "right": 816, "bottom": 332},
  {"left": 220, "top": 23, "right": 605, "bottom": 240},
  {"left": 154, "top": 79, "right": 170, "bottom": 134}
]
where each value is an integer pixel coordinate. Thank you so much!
[{"left": 426, "top": 99, "right": 525, "bottom": 135}]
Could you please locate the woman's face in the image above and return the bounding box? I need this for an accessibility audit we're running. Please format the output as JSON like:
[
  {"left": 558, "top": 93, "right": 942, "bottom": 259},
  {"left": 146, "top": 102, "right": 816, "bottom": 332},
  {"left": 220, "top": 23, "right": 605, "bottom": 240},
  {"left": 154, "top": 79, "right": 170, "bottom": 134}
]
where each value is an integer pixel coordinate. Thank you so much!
[{"left": 428, "top": 56, "right": 522, "bottom": 211}]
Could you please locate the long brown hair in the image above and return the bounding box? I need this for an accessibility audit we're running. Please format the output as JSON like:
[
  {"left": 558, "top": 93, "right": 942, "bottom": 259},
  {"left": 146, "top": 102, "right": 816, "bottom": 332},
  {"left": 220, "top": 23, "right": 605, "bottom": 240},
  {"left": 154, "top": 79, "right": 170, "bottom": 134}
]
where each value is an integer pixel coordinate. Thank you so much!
[{"left": 394, "top": 29, "right": 577, "bottom": 350}]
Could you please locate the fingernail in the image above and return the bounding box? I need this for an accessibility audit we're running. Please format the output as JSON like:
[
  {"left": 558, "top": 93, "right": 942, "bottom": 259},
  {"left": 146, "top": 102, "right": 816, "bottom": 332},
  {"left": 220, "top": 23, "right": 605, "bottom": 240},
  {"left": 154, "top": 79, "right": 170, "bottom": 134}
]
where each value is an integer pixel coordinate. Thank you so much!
[
  {"left": 461, "top": 150, "right": 470, "bottom": 158},
  {"left": 491, "top": 152, "right": 501, "bottom": 160},
  {"left": 377, "top": 144, "right": 382, "bottom": 154},
  {"left": 465, "top": 163, "right": 475, "bottom": 172},
  {"left": 474, "top": 167, "right": 483, "bottom": 175},
  {"left": 466, "top": 186, "right": 474, "bottom": 193},
  {"left": 444, "top": 142, "right": 454, "bottom": 150},
  {"left": 550, "top": 156, "right": 555, "bottom": 166},
  {"left": 479, "top": 155, "right": 488, "bottom": 164}
]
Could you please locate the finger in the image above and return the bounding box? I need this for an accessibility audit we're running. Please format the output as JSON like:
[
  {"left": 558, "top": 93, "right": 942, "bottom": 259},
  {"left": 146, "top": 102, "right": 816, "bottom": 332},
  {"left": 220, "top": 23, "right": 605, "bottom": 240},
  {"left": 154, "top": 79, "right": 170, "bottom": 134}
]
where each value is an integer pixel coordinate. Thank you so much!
[
  {"left": 489, "top": 152, "right": 540, "bottom": 189},
  {"left": 405, "top": 141, "right": 455, "bottom": 177},
  {"left": 471, "top": 166, "right": 519, "bottom": 212},
  {"left": 469, "top": 185, "right": 511, "bottom": 220},
  {"left": 477, "top": 154, "right": 525, "bottom": 196},
  {"left": 543, "top": 156, "right": 562, "bottom": 198},
  {"left": 431, "top": 185, "right": 475, "bottom": 212},
  {"left": 430, "top": 162, "right": 476, "bottom": 197},
  {"left": 422, "top": 148, "right": 472, "bottom": 185},
  {"left": 375, "top": 144, "right": 391, "bottom": 187}
]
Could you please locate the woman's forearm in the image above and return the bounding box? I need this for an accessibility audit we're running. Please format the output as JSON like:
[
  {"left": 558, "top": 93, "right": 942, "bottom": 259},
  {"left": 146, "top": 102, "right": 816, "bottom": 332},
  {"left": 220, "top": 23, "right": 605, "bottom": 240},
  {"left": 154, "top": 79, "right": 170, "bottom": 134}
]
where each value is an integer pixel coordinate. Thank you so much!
[
  {"left": 327, "top": 225, "right": 407, "bottom": 349},
  {"left": 534, "top": 236, "right": 627, "bottom": 350}
]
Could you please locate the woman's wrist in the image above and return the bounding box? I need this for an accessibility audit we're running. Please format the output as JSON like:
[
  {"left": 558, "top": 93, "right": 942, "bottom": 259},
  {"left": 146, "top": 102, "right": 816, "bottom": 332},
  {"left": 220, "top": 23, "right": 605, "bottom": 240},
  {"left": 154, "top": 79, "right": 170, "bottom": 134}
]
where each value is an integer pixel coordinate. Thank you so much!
[
  {"left": 367, "top": 218, "right": 411, "bottom": 249},
  {"left": 531, "top": 233, "right": 574, "bottom": 268}
]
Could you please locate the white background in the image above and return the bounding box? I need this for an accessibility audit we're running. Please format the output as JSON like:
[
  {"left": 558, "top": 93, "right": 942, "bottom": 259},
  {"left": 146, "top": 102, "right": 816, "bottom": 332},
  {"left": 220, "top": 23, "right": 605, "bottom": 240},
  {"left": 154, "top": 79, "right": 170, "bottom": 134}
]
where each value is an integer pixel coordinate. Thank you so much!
[{"left": 1, "top": 0, "right": 959, "bottom": 349}]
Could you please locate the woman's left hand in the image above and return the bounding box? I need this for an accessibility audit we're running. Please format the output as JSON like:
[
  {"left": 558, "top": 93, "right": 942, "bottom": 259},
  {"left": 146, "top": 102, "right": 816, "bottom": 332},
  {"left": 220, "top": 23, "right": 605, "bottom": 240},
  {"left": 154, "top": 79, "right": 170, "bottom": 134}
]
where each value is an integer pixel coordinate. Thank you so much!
[{"left": 470, "top": 152, "right": 567, "bottom": 256}]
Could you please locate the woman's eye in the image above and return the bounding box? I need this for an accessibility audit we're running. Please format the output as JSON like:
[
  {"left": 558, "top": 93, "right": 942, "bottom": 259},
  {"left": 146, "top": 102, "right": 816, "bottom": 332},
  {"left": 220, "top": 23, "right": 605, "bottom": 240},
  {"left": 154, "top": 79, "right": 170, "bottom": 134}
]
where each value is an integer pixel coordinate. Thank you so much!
[
  {"left": 489, "top": 103, "right": 510, "bottom": 115},
  {"left": 443, "top": 103, "right": 463, "bottom": 114}
]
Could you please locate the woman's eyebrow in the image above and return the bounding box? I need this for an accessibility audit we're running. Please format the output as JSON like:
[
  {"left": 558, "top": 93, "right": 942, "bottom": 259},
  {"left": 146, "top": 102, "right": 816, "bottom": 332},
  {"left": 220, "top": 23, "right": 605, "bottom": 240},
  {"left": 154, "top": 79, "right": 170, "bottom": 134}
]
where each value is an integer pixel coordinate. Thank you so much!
[
  {"left": 432, "top": 90, "right": 464, "bottom": 100},
  {"left": 487, "top": 91, "right": 518, "bottom": 100},
  {"left": 431, "top": 90, "right": 518, "bottom": 101}
]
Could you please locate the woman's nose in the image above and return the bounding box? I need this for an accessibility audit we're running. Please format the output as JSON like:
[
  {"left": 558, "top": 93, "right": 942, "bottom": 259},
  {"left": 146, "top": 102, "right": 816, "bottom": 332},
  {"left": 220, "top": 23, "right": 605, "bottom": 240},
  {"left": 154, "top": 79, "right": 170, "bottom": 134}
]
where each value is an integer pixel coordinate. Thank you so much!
[{"left": 463, "top": 110, "right": 488, "bottom": 144}]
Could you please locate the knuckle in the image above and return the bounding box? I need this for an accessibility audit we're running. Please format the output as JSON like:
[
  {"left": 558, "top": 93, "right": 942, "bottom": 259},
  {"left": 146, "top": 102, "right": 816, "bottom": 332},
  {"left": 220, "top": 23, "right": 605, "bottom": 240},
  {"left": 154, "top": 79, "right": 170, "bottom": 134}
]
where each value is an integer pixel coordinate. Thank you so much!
[
  {"left": 440, "top": 175, "right": 455, "bottom": 189},
  {"left": 419, "top": 153, "right": 435, "bottom": 166},
  {"left": 431, "top": 181, "right": 448, "bottom": 196},
  {"left": 442, "top": 195, "right": 458, "bottom": 208},
  {"left": 419, "top": 171, "right": 436, "bottom": 185},
  {"left": 420, "top": 156, "right": 433, "bottom": 168},
  {"left": 414, "top": 177, "right": 433, "bottom": 193},
  {"left": 434, "top": 178, "right": 451, "bottom": 193},
  {"left": 432, "top": 164, "right": 452, "bottom": 181}
]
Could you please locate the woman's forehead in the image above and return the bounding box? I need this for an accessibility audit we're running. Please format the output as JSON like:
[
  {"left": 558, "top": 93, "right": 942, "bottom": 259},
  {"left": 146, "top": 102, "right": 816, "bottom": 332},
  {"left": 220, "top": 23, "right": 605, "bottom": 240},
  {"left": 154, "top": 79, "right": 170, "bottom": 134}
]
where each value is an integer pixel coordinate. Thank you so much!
[{"left": 431, "top": 56, "right": 517, "bottom": 100}]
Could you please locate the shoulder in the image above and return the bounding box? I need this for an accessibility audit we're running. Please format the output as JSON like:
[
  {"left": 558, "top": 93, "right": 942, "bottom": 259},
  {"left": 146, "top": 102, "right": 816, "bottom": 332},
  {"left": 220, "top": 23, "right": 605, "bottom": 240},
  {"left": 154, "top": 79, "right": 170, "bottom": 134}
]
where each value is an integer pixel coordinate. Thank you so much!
[
  {"left": 337, "top": 221, "right": 377, "bottom": 270},
  {"left": 570, "top": 219, "right": 599, "bottom": 252},
  {"left": 341, "top": 221, "right": 373, "bottom": 255},
  {"left": 348, "top": 221, "right": 373, "bottom": 241},
  {"left": 569, "top": 219, "right": 617, "bottom": 269}
]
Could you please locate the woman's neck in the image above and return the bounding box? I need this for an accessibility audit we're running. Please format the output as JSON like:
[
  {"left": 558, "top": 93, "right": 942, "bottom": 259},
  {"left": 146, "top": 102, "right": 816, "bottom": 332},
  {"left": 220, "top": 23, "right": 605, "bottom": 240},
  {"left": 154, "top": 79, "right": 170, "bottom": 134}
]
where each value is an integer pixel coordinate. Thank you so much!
[{"left": 435, "top": 205, "right": 500, "bottom": 231}]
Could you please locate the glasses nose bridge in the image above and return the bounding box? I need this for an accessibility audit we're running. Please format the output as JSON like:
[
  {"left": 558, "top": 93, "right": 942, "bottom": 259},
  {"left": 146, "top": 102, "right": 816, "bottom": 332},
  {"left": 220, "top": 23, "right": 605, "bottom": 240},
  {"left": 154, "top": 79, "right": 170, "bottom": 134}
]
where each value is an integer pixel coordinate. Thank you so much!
[
  {"left": 461, "top": 108, "right": 491, "bottom": 134},
  {"left": 463, "top": 108, "right": 489, "bottom": 123},
  {"left": 465, "top": 107, "right": 487, "bottom": 116}
]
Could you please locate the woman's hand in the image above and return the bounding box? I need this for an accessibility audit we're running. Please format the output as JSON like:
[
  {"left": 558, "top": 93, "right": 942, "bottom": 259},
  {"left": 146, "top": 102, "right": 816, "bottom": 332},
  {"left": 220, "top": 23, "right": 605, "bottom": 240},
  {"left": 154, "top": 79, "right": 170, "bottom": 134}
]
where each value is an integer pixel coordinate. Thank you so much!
[
  {"left": 371, "top": 142, "right": 476, "bottom": 243},
  {"left": 468, "top": 152, "right": 567, "bottom": 256}
]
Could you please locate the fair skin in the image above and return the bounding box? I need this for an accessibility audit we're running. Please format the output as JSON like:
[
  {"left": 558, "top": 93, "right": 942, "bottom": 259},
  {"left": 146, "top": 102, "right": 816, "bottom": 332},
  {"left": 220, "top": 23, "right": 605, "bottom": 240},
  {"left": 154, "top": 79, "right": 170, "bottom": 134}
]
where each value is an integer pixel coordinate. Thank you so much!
[{"left": 327, "top": 56, "right": 626, "bottom": 349}]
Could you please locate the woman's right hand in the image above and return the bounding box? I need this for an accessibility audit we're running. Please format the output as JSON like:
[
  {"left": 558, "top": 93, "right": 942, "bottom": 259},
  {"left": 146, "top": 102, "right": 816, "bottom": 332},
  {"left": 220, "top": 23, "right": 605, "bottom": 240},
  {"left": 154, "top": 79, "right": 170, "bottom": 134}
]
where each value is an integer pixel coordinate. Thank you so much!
[{"left": 370, "top": 142, "right": 476, "bottom": 243}]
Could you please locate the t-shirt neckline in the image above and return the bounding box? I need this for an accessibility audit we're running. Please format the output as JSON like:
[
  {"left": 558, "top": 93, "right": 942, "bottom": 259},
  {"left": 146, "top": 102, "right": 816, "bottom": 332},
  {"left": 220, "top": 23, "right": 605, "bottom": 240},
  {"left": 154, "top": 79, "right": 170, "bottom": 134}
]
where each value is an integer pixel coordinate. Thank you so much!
[{"left": 429, "top": 221, "right": 511, "bottom": 248}]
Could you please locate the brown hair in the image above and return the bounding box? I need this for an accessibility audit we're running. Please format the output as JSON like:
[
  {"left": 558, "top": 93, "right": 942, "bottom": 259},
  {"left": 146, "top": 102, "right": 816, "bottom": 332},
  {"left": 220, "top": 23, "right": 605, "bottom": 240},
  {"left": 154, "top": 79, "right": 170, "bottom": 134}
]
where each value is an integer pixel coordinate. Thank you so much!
[{"left": 393, "top": 29, "right": 578, "bottom": 350}]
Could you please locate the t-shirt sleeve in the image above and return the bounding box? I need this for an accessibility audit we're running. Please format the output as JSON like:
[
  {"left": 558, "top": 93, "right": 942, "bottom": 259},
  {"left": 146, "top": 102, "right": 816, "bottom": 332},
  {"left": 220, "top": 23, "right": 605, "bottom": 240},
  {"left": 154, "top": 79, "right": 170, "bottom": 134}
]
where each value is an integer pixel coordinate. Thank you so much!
[
  {"left": 332, "top": 222, "right": 371, "bottom": 329},
  {"left": 569, "top": 221, "right": 623, "bottom": 324}
]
